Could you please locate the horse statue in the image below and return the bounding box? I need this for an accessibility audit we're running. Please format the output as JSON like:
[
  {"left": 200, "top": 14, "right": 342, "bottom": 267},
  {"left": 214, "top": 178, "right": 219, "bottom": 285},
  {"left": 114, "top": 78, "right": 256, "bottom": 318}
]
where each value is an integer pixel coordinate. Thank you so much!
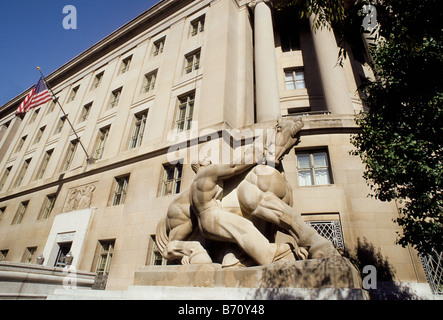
[{"left": 155, "top": 116, "right": 339, "bottom": 266}]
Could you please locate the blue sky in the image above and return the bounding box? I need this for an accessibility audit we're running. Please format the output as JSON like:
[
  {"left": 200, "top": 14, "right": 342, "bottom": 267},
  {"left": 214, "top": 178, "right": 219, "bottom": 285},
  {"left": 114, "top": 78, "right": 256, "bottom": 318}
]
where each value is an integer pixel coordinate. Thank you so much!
[{"left": 0, "top": 0, "right": 160, "bottom": 106}]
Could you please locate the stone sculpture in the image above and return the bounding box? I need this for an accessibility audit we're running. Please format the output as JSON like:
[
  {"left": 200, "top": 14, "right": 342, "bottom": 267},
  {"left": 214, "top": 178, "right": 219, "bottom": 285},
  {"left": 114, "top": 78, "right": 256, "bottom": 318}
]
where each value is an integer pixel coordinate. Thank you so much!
[
  {"left": 155, "top": 116, "right": 340, "bottom": 267},
  {"left": 63, "top": 184, "right": 96, "bottom": 212}
]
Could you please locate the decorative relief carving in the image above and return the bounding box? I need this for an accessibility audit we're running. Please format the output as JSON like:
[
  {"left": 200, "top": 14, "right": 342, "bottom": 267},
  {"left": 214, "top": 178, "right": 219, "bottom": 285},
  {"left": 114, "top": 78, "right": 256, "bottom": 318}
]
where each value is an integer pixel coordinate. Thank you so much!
[{"left": 63, "top": 184, "right": 96, "bottom": 212}]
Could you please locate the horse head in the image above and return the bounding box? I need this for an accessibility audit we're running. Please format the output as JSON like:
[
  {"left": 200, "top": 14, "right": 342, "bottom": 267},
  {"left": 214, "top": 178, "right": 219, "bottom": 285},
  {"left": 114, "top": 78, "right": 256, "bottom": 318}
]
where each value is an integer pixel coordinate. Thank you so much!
[{"left": 266, "top": 116, "right": 303, "bottom": 166}]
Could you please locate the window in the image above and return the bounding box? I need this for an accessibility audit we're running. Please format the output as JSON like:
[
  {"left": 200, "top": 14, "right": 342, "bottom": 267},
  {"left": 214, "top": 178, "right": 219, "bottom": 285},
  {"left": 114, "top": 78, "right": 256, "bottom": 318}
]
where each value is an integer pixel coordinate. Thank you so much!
[
  {"left": 22, "top": 246, "right": 37, "bottom": 264},
  {"left": 68, "top": 85, "right": 80, "bottom": 102},
  {"left": 54, "top": 116, "right": 66, "bottom": 134},
  {"left": 38, "top": 194, "right": 56, "bottom": 220},
  {"left": 280, "top": 26, "right": 300, "bottom": 52},
  {"left": 108, "top": 87, "right": 122, "bottom": 109},
  {"left": 421, "top": 249, "right": 443, "bottom": 295},
  {"left": 276, "top": 10, "right": 301, "bottom": 52},
  {"left": 285, "top": 69, "right": 306, "bottom": 90},
  {"left": 184, "top": 50, "right": 200, "bottom": 74},
  {"left": 190, "top": 15, "right": 205, "bottom": 36},
  {"left": 306, "top": 220, "right": 344, "bottom": 250},
  {"left": 29, "top": 108, "right": 40, "bottom": 124},
  {"left": 95, "top": 240, "right": 115, "bottom": 276},
  {"left": 33, "top": 126, "right": 46, "bottom": 144},
  {"left": 147, "top": 235, "right": 166, "bottom": 266},
  {"left": 93, "top": 126, "right": 110, "bottom": 160},
  {"left": 128, "top": 111, "right": 148, "bottom": 149},
  {"left": 62, "top": 140, "right": 78, "bottom": 171},
  {"left": 0, "top": 207, "right": 5, "bottom": 222},
  {"left": 47, "top": 98, "right": 57, "bottom": 114},
  {"left": 14, "top": 158, "right": 31, "bottom": 188},
  {"left": 12, "top": 201, "right": 29, "bottom": 225},
  {"left": 91, "top": 71, "right": 104, "bottom": 90},
  {"left": 0, "top": 166, "right": 12, "bottom": 191},
  {"left": 36, "top": 149, "right": 53, "bottom": 180},
  {"left": 175, "top": 92, "right": 195, "bottom": 132},
  {"left": 79, "top": 102, "right": 92, "bottom": 123},
  {"left": 142, "top": 71, "right": 157, "bottom": 94},
  {"left": 152, "top": 37, "right": 165, "bottom": 56},
  {"left": 119, "top": 56, "right": 132, "bottom": 74},
  {"left": 161, "top": 163, "right": 182, "bottom": 196},
  {"left": 296, "top": 151, "right": 332, "bottom": 186},
  {"left": 111, "top": 175, "right": 130, "bottom": 206},
  {"left": 16, "top": 135, "right": 27, "bottom": 152},
  {"left": 0, "top": 250, "right": 8, "bottom": 261}
]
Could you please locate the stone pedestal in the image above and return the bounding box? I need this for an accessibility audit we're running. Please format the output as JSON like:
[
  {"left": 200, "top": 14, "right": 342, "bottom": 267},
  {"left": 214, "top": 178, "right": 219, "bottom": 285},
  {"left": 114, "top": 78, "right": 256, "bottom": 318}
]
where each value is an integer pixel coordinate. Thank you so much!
[{"left": 133, "top": 256, "right": 369, "bottom": 300}]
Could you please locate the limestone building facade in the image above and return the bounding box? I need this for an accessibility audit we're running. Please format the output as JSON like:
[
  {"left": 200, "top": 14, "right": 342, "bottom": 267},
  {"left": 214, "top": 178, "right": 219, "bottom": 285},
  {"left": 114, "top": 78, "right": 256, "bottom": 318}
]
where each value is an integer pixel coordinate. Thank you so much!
[{"left": 0, "top": 0, "right": 432, "bottom": 292}]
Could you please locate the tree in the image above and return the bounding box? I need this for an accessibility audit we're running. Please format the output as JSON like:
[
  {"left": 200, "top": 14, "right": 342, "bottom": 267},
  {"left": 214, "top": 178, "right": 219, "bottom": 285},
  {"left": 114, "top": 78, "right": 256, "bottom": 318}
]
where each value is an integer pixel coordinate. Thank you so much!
[
  {"left": 349, "top": 0, "right": 443, "bottom": 255},
  {"left": 277, "top": 0, "right": 443, "bottom": 255}
]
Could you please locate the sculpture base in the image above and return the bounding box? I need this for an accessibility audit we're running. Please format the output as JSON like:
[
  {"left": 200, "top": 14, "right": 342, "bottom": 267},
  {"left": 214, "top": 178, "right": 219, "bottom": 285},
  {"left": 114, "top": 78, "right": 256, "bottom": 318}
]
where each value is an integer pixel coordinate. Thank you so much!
[{"left": 134, "top": 256, "right": 369, "bottom": 300}]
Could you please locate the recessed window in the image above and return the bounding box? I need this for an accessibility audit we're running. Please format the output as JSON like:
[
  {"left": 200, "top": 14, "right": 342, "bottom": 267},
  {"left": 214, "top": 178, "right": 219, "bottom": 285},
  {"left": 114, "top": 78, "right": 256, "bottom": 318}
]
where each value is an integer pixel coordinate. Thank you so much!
[
  {"left": 119, "top": 56, "right": 132, "bottom": 75},
  {"left": 62, "top": 140, "right": 78, "bottom": 171},
  {"left": 38, "top": 194, "right": 57, "bottom": 220},
  {"left": 14, "top": 159, "right": 31, "bottom": 188},
  {"left": 93, "top": 126, "right": 111, "bottom": 160},
  {"left": 29, "top": 108, "right": 40, "bottom": 124},
  {"left": 175, "top": 92, "right": 195, "bottom": 132},
  {"left": 0, "top": 249, "right": 8, "bottom": 261},
  {"left": 0, "top": 207, "right": 6, "bottom": 222},
  {"left": 184, "top": 50, "right": 200, "bottom": 74},
  {"left": 91, "top": 71, "right": 104, "bottom": 90},
  {"left": 0, "top": 166, "right": 12, "bottom": 191},
  {"left": 108, "top": 87, "right": 122, "bottom": 109},
  {"left": 285, "top": 69, "right": 306, "bottom": 90},
  {"left": 35, "top": 149, "right": 53, "bottom": 180},
  {"left": 296, "top": 150, "right": 332, "bottom": 186},
  {"left": 68, "top": 85, "right": 80, "bottom": 102},
  {"left": 22, "top": 246, "right": 37, "bottom": 264},
  {"left": 152, "top": 37, "right": 165, "bottom": 57},
  {"left": 54, "top": 116, "right": 66, "bottom": 135},
  {"left": 12, "top": 201, "right": 29, "bottom": 225},
  {"left": 190, "top": 15, "right": 205, "bottom": 36},
  {"left": 161, "top": 163, "right": 182, "bottom": 196},
  {"left": 95, "top": 240, "right": 115, "bottom": 276},
  {"left": 142, "top": 71, "right": 157, "bottom": 94},
  {"left": 47, "top": 98, "right": 57, "bottom": 114},
  {"left": 16, "top": 135, "right": 27, "bottom": 152},
  {"left": 111, "top": 175, "right": 130, "bottom": 206},
  {"left": 128, "top": 111, "right": 148, "bottom": 149},
  {"left": 33, "top": 126, "right": 46, "bottom": 144},
  {"left": 147, "top": 235, "right": 166, "bottom": 266},
  {"left": 79, "top": 102, "right": 92, "bottom": 123}
]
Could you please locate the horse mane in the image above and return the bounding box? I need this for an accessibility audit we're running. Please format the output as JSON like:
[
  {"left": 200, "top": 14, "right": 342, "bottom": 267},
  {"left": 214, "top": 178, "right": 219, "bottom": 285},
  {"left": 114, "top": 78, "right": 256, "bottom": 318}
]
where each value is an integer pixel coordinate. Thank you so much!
[{"left": 277, "top": 116, "right": 304, "bottom": 138}]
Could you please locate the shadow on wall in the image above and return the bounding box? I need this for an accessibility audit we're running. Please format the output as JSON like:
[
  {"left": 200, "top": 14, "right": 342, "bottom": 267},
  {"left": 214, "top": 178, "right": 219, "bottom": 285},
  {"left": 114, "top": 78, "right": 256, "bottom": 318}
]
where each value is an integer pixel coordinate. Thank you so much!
[
  {"left": 251, "top": 238, "right": 422, "bottom": 300},
  {"left": 343, "top": 238, "right": 420, "bottom": 300}
]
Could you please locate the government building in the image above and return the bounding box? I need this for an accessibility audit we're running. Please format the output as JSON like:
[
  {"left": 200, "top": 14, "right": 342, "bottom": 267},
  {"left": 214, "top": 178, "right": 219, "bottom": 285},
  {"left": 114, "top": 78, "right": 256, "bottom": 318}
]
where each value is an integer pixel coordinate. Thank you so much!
[{"left": 0, "top": 0, "right": 439, "bottom": 298}]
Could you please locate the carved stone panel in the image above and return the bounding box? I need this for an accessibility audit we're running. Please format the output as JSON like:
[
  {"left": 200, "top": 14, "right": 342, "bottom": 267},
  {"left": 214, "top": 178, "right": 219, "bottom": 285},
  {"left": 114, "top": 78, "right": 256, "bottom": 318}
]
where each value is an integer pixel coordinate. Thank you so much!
[{"left": 63, "top": 184, "right": 96, "bottom": 212}]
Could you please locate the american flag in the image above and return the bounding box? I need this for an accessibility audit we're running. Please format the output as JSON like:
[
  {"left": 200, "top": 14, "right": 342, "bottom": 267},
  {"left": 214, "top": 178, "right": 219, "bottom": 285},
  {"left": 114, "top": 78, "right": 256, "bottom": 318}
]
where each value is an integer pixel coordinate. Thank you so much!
[{"left": 15, "top": 77, "right": 53, "bottom": 115}]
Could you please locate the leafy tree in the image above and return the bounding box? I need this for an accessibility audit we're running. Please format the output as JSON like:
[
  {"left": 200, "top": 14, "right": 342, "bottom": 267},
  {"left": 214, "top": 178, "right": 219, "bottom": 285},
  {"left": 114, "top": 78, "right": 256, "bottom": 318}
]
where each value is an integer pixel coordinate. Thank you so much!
[
  {"left": 276, "top": 0, "right": 443, "bottom": 255},
  {"left": 349, "top": 0, "right": 443, "bottom": 255}
]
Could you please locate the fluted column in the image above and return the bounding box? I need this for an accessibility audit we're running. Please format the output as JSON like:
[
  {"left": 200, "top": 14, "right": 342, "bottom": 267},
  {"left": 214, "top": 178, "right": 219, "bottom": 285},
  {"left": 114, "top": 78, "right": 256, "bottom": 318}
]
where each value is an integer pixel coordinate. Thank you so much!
[
  {"left": 308, "top": 15, "right": 354, "bottom": 114},
  {"left": 249, "top": 0, "right": 281, "bottom": 123}
]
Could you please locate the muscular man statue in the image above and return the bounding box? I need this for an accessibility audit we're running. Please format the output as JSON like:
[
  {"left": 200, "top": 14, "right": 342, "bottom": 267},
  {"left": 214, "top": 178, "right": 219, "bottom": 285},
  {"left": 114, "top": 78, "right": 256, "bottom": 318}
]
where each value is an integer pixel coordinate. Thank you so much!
[{"left": 189, "top": 155, "right": 293, "bottom": 265}]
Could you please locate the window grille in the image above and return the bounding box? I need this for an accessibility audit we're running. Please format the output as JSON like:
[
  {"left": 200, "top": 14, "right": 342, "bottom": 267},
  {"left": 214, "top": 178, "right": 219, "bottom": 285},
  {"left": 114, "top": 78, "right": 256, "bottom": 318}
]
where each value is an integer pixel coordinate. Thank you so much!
[
  {"left": 306, "top": 220, "right": 344, "bottom": 250},
  {"left": 421, "top": 249, "right": 443, "bottom": 295}
]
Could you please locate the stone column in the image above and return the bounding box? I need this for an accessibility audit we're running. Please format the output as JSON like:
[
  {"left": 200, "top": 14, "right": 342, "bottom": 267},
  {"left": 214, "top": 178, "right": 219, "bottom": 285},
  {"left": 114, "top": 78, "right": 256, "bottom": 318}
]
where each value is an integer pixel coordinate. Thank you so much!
[
  {"left": 308, "top": 15, "right": 354, "bottom": 115},
  {"left": 249, "top": 0, "right": 281, "bottom": 123}
]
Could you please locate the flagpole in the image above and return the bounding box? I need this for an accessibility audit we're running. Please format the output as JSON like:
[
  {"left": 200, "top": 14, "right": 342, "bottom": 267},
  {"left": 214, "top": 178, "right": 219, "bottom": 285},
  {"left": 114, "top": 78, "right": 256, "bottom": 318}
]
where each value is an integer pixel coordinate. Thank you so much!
[{"left": 37, "top": 67, "right": 91, "bottom": 160}]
